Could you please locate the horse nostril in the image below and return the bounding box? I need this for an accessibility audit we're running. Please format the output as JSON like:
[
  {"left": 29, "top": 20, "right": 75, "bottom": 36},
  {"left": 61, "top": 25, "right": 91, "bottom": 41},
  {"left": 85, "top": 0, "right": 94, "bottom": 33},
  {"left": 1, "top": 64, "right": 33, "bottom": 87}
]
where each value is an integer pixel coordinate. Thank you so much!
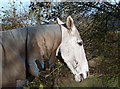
[
  {"left": 80, "top": 74, "right": 84, "bottom": 81},
  {"left": 86, "top": 71, "right": 89, "bottom": 77}
]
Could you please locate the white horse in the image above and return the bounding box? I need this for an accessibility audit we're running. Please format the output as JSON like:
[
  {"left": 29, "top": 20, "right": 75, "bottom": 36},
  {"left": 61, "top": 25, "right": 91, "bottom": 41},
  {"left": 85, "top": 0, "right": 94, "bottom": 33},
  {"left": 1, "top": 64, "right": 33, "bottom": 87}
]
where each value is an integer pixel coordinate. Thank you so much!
[
  {"left": 0, "top": 16, "right": 89, "bottom": 88},
  {"left": 56, "top": 16, "right": 89, "bottom": 82}
]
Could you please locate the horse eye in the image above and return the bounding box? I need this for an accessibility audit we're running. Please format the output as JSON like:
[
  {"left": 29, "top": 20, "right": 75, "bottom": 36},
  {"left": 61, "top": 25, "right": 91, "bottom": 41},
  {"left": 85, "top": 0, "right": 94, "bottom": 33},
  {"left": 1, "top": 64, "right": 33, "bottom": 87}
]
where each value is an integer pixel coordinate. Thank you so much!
[{"left": 77, "top": 41, "right": 83, "bottom": 46}]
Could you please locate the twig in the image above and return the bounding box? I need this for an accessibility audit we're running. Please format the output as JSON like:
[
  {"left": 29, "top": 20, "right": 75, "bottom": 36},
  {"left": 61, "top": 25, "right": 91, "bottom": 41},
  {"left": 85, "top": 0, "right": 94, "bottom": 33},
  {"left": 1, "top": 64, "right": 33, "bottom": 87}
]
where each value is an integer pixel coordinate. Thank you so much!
[
  {"left": 45, "top": 65, "right": 63, "bottom": 78},
  {"left": 44, "top": 64, "right": 63, "bottom": 78}
]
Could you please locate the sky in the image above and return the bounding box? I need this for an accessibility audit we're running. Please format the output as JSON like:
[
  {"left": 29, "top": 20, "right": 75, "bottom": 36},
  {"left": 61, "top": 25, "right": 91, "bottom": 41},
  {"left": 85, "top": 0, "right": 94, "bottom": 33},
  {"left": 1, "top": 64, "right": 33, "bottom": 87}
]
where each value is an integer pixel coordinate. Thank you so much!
[
  {"left": 0, "top": 0, "right": 30, "bottom": 17},
  {"left": 0, "top": 0, "right": 30, "bottom": 9}
]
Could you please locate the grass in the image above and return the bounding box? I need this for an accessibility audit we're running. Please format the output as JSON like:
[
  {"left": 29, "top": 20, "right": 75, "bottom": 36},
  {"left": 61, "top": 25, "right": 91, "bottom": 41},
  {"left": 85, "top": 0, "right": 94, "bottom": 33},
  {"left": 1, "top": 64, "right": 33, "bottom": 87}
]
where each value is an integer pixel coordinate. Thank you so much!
[
  {"left": 57, "top": 74, "right": 104, "bottom": 87},
  {"left": 23, "top": 66, "right": 119, "bottom": 88}
]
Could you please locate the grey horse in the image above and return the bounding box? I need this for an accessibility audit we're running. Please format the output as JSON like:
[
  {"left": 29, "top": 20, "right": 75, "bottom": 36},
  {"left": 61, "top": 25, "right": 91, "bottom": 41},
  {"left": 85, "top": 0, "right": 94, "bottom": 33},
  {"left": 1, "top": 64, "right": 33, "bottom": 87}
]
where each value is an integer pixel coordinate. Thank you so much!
[{"left": 0, "top": 16, "right": 89, "bottom": 88}]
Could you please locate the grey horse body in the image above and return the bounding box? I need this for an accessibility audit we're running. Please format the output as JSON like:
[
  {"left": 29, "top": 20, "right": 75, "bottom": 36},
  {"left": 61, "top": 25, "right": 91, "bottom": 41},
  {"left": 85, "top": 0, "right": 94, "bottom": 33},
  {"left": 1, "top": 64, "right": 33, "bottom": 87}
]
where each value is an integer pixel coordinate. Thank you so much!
[{"left": 0, "top": 24, "right": 62, "bottom": 87}]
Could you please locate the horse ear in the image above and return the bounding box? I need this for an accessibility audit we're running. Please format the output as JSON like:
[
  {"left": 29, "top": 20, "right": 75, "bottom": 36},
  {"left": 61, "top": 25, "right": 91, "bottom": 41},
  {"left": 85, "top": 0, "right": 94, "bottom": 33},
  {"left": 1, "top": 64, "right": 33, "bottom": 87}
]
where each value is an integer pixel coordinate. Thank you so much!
[
  {"left": 66, "top": 16, "right": 74, "bottom": 30},
  {"left": 57, "top": 17, "right": 64, "bottom": 25}
]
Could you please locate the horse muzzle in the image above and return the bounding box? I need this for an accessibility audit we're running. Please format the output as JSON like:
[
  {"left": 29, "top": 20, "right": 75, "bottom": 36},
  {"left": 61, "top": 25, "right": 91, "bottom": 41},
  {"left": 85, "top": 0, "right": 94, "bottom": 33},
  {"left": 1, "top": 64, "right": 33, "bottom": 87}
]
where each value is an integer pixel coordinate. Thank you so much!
[{"left": 74, "top": 71, "right": 89, "bottom": 82}]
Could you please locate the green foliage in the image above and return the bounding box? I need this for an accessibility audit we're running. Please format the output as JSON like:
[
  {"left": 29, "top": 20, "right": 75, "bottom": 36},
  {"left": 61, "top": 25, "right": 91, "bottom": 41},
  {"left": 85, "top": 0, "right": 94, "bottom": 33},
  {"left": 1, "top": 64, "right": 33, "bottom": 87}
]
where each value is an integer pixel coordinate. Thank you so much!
[
  {"left": 24, "top": 77, "right": 44, "bottom": 89},
  {"left": 101, "top": 76, "right": 119, "bottom": 87}
]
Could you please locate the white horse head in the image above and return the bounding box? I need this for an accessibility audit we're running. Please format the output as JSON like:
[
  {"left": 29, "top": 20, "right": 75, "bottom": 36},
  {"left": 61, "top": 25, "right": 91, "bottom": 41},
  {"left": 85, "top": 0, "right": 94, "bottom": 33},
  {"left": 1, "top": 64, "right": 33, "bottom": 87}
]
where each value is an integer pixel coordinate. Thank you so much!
[{"left": 56, "top": 16, "right": 89, "bottom": 82}]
